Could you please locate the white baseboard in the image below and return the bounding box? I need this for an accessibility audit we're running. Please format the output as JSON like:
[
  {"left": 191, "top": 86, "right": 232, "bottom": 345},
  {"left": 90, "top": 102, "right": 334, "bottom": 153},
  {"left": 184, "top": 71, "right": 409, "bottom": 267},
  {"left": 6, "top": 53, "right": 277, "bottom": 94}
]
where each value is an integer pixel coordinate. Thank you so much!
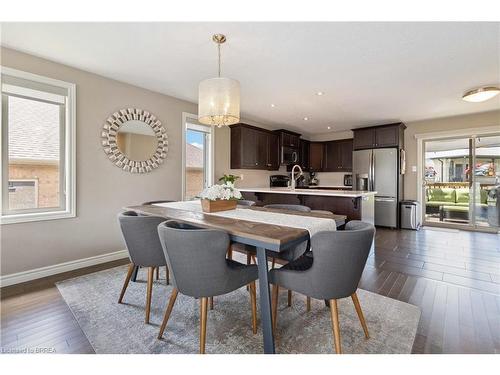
[{"left": 0, "top": 249, "right": 129, "bottom": 287}]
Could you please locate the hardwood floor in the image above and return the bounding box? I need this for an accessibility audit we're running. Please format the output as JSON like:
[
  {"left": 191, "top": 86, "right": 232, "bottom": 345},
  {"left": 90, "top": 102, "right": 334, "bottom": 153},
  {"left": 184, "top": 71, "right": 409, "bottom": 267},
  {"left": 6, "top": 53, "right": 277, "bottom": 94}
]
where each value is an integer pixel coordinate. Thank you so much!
[{"left": 1, "top": 227, "right": 499, "bottom": 354}]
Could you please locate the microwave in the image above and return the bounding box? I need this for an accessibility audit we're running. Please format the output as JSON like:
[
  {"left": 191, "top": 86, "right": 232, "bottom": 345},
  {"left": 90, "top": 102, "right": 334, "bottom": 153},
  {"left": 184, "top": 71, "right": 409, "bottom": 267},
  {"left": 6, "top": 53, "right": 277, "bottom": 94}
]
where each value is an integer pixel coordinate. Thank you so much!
[{"left": 281, "top": 146, "right": 299, "bottom": 165}]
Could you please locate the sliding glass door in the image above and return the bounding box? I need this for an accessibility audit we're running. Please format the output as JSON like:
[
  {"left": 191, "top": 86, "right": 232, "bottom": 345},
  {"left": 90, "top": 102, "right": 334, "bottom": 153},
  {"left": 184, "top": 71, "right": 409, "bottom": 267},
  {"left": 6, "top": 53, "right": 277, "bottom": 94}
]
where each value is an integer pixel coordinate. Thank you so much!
[
  {"left": 473, "top": 135, "right": 500, "bottom": 229},
  {"left": 422, "top": 134, "right": 500, "bottom": 231}
]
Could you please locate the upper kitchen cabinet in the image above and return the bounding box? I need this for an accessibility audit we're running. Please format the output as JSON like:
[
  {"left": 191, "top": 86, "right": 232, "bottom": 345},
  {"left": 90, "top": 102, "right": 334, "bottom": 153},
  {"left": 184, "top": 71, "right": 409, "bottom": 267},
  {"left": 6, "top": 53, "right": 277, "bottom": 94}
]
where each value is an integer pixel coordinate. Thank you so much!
[
  {"left": 309, "top": 142, "right": 325, "bottom": 171},
  {"left": 299, "top": 139, "right": 310, "bottom": 170},
  {"left": 275, "top": 129, "right": 301, "bottom": 148},
  {"left": 323, "top": 139, "right": 353, "bottom": 172},
  {"left": 352, "top": 123, "right": 406, "bottom": 150},
  {"left": 230, "top": 124, "right": 279, "bottom": 170},
  {"left": 338, "top": 139, "right": 353, "bottom": 171}
]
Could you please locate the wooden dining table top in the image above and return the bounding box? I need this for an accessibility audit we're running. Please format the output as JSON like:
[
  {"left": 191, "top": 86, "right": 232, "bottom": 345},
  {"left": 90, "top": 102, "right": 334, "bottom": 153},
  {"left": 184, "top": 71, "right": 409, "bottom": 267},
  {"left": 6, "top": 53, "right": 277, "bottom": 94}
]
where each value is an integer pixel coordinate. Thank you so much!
[{"left": 124, "top": 204, "right": 346, "bottom": 251}]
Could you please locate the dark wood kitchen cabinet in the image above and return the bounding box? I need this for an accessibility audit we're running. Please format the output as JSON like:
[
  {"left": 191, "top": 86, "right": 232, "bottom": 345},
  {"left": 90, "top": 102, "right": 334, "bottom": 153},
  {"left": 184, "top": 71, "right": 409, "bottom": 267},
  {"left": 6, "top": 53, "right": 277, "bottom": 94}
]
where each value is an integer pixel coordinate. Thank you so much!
[
  {"left": 323, "top": 139, "right": 353, "bottom": 172},
  {"left": 230, "top": 124, "right": 279, "bottom": 170},
  {"left": 309, "top": 142, "right": 325, "bottom": 171},
  {"left": 299, "top": 139, "right": 310, "bottom": 170},
  {"left": 353, "top": 123, "right": 406, "bottom": 150},
  {"left": 275, "top": 129, "right": 301, "bottom": 148}
]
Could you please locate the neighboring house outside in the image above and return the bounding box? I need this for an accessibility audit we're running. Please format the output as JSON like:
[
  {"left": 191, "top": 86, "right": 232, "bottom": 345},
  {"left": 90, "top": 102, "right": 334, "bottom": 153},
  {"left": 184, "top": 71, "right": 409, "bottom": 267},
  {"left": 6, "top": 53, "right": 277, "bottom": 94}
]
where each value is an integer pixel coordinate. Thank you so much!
[
  {"left": 185, "top": 143, "right": 204, "bottom": 199},
  {"left": 7, "top": 96, "right": 60, "bottom": 210}
]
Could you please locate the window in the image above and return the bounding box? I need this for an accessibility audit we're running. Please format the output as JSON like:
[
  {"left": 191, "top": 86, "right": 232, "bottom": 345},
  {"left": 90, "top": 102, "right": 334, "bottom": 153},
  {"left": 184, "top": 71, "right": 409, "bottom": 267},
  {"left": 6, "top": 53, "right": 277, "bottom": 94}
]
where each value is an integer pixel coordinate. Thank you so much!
[
  {"left": 1, "top": 67, "right": 76, "bottom": 224},
  {"left": 182, "top": 113, "right": 214, "bottom": 200}
]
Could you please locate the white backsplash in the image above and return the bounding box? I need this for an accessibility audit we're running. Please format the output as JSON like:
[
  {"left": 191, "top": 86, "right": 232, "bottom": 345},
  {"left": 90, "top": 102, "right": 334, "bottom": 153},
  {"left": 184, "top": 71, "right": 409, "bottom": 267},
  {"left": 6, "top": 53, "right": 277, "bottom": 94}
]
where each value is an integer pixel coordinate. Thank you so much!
[{"left": 314, "top": 172, "right": 348, "bottom": 186}]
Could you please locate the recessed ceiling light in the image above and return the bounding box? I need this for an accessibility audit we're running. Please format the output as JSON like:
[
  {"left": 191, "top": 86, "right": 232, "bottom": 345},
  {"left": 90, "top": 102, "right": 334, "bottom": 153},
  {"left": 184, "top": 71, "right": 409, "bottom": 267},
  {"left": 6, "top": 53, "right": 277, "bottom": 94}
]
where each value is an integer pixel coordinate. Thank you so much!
[
  {"left": 462, "top": 86, "right": 500, "bottom": 102},
  {"left": 270, "top": 103, "right": 276, "bottom": 107},
  {"left": 316, "top": 91, "right": 324, "bottom": 96},
  {"left": 303, "top": 117, "right": 309, "bottom": 121},
  {"left": 327, "top": 126, "right": 331, "bottom": 130}
]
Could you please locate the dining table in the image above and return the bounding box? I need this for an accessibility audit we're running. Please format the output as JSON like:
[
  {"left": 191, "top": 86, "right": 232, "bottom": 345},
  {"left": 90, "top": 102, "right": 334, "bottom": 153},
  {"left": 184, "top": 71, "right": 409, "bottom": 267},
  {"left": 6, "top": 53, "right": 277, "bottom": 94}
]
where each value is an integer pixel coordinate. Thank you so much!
[{"left": 124, "top": 201, "right": 347, "bottom": 354}]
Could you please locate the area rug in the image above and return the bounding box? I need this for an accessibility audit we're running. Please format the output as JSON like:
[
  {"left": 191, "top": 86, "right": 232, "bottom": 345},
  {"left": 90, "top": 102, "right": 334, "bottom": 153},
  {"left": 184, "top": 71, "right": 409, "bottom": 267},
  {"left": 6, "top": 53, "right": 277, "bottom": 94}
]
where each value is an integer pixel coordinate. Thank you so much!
[{"left": 56, "top": 265, "right": 420, "bottom": 354}]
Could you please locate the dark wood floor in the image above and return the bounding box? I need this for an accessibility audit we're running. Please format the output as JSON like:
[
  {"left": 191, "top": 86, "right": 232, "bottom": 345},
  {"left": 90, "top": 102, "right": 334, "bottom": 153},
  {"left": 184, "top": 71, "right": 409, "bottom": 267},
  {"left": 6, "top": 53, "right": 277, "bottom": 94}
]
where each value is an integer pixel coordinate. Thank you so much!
[{"left": 1, "top": 227, "right": 499, "bottom": 354}]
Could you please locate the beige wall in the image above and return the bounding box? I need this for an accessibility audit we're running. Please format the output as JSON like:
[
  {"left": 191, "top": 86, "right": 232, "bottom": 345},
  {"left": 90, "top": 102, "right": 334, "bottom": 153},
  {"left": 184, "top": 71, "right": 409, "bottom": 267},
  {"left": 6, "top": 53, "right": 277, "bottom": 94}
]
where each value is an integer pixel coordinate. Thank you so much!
[
  {"left": 1, "top": 47, "right": 197, "bottom": 276},
  {"left": 403, "top": 110, "right": 500, "bottom": 200}
]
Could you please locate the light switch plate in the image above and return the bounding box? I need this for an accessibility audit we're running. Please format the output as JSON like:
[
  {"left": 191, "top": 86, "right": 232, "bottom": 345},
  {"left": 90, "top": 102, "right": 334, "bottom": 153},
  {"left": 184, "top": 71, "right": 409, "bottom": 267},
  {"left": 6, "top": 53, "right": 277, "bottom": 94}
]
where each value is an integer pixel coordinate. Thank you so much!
[{"left": 412, "top": 166, "right": 417, "bottom": 172}]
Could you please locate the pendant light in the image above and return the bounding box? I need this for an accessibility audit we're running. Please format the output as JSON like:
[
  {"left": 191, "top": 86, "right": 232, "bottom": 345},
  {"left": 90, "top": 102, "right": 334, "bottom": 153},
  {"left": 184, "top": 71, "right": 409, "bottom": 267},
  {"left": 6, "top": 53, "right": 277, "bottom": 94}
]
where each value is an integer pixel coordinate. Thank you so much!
[
  {"left": 198, "top": 34, "right": 241, "bottom": 127},
  {"left": 462, "top": 86, "right": 500, "bottom": 102}
]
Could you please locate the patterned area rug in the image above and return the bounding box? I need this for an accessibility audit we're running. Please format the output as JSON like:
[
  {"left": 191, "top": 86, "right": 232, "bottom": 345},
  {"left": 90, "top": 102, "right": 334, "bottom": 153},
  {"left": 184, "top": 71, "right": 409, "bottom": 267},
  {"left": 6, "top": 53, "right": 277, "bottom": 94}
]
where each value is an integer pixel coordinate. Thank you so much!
[{"left": 56, "top": 265, "right": 420, "bottom": 354}]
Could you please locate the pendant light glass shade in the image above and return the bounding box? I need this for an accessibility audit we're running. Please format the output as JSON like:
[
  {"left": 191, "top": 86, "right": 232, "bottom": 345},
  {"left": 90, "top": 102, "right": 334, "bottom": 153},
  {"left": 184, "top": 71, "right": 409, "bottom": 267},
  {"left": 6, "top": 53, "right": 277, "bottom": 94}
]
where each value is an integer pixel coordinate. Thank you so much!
[{"left": 198, "top": 77, "right": 240, "bottom": 127}]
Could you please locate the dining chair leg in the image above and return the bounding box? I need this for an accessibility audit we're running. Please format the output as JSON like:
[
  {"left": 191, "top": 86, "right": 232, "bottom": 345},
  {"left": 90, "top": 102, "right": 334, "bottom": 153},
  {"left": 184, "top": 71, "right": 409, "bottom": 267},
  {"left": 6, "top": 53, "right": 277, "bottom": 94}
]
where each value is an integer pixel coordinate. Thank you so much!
[
  {"left": 306, "top": 296, "right": 311, "bottom": 312},
  {"left": 246, "top": 253, "right": 252, "bottom": 265},
  {"left": 165, "top": 265, "right": 170, "bottom": 285},
  {"left": 209, "top": 296, "right": 214, "bottom": 310},
  {"left": 249, "top": 281, "right": 257, "bottom": 334},
  {"left": 271, "top": 258, "right": 276, "bottom": 269},
  {"left": 155, "top": 266, "right": 160, "bottom": 280},
  {"left": 287, "top": 290, "right": 292, "bottom": 307},
  {"left": 227, "top": 244, "right": 233, "bottom": 260},
  {"left": 329, "top": 299, "right": 342, "bottom": 354},
  {"left": 271, "top": 284, "right": 279, "bottom": 334},
  {"left": 351, "top": 292, "right": 369, "bottom": 339},
  {"left": 199, "top": 297, "right": 208, "bottom": 354},
  {"left": 157, "top": 288, "right": 178, "bottom": 339},
  {"left": 251, "top": 255, "right": 256, "bottom": 264},
  {"left": 145, "top": 267, "right": 154, "bottom": 324},
  {"left": 118, "top": 263, "right": 135, "bottom": 303}
]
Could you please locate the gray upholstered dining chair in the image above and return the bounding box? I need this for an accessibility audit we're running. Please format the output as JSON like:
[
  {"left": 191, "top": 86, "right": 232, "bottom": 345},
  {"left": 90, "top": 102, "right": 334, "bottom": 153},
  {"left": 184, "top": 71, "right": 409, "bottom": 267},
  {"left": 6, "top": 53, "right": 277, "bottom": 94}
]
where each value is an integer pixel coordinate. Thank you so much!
[
  {"left": 269, "top": 220, "right": 375, "bottom": 354},
  {"left": 237, "top": 199, "right": 256, "bottom": 207},
  {"left": 263, "top": 204, "right": 312, "bottom": 308},
  {"left": 156, "top": 220, "right": 259, "bottom": 354},
  {"left": 137, "top": 200, "right": 174, "bottom": 281},
  {"left": 142, "top": 200, "right": 174, "bottom": 205},
  {"left": 117, "top": 211, "right": 170, "bottom": 324}
]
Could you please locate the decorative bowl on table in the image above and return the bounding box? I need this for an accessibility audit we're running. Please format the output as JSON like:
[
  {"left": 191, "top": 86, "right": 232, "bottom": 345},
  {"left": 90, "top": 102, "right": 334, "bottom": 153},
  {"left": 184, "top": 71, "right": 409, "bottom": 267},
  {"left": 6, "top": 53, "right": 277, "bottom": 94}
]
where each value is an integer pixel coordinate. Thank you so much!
[{"left": 199, "top": 183, "right": 242, "bottom": 213}]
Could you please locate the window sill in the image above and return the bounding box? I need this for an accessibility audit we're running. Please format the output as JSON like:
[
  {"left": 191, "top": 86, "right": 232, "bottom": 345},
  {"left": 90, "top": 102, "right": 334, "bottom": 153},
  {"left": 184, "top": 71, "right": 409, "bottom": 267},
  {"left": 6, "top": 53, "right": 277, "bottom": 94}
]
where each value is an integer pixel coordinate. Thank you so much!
[{"left": 0, "top": 210, "right": 76, "bottom": 225}]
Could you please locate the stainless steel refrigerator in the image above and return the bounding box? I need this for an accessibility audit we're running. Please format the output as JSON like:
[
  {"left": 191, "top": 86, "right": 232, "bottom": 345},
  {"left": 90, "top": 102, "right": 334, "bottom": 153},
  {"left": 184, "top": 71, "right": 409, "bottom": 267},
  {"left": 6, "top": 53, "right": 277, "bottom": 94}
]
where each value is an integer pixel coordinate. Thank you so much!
[{"left": 353, "top": 148, "right": 401, "bottom": 228}]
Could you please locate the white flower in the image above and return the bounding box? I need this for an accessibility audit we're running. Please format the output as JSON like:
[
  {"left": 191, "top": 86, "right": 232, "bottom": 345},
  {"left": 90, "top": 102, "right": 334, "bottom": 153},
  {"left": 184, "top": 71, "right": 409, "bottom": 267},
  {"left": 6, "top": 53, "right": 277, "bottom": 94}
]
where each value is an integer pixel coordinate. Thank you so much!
[{"left": 199, "top": 183, "right": 242, "bottom": 201}]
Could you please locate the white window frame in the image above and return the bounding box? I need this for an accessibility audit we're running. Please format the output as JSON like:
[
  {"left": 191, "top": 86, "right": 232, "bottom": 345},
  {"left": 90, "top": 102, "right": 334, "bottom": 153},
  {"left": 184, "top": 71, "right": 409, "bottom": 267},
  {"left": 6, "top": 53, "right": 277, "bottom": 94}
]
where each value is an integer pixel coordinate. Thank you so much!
[
  {"left": 0, "top": 67, "right": 76, "bottom": 224},
  {"left": 415, "top": 125, "right": 500, "bottom": 233},
  {"left": 181, "top": 112, "right": 214, "bottom": 201}
]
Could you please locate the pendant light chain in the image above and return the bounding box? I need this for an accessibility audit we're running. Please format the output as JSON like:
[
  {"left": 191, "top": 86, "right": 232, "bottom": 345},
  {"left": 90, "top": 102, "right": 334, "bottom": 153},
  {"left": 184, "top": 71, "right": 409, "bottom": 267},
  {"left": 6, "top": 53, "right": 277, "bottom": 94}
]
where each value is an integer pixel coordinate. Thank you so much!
[{"left": 217, "top": 42, "right": 221, "bottom": 78}]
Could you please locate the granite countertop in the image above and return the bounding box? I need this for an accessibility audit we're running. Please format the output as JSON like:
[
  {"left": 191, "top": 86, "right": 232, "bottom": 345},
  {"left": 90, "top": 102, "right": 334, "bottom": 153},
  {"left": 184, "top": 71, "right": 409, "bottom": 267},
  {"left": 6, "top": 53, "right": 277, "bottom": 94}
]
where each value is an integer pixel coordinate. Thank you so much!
[{"left": 239, "top": 187, "right": 377, "bottom": 198}]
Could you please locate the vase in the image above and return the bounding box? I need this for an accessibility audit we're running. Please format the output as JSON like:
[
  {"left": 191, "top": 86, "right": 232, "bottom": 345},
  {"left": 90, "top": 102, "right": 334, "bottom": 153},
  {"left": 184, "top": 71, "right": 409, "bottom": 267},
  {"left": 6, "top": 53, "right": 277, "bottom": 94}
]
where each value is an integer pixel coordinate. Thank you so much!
[{"left": 201, "top": 199, "right": 237, "bottom": 213}]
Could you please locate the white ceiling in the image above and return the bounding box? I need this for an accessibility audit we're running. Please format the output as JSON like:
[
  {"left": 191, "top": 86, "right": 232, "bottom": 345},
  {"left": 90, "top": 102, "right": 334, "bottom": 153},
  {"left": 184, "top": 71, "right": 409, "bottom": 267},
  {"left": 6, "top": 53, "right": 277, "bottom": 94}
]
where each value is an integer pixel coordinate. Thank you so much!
[{"left": 1, "top": 22, "right": 499, "bottom": 135}]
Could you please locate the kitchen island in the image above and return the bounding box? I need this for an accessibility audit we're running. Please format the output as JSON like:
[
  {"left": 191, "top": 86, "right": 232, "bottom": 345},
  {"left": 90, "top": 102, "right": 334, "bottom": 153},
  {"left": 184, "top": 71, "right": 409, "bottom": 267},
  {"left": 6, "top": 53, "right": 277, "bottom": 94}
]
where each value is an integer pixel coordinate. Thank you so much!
[{"left": 239, "top": 187, "right": 376, "bottom": 223}]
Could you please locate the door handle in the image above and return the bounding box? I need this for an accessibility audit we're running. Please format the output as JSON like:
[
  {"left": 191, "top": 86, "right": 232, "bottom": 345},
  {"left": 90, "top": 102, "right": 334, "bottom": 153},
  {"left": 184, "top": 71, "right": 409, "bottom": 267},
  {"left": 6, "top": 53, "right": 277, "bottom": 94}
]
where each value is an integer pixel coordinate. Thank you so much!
[{"left": 375, "top": 197, "right": 396, "bottom": 202}]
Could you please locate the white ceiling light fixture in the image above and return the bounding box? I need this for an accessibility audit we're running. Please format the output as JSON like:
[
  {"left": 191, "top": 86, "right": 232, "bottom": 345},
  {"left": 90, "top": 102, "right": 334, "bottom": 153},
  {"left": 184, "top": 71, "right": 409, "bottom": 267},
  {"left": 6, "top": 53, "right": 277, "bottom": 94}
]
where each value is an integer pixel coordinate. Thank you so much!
[
  {"left": 270, "top": 103, "right": 276, "bottom": 107},
  {"left": 198, "top": 34, "right": 240, "bottom": 127},
  {"left": 327, "top": 126, "right": 331, "bottom": 130},
  {"left": 303, "top": 117, "right": 309, "bottom": 121},
  {"left": 316, "top": 91, "right": 324, "bottom": 96},
  {"left": 462, "top": 86, "right": 500, "bottom": 103}
]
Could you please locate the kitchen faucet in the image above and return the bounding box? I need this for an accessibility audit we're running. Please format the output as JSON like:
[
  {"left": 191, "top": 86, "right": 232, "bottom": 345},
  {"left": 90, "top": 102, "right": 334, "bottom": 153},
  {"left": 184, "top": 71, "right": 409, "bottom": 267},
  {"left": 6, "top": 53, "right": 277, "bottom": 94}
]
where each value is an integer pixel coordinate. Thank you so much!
[{"left": 290, "top": 164, "right": 303, "bottom": 190}]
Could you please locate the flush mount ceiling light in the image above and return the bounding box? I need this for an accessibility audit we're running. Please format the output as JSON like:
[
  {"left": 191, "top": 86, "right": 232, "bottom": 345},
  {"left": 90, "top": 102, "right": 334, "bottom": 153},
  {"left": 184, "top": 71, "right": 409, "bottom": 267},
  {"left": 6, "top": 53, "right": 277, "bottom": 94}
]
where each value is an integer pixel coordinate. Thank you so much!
[
  {"left": 270, "top": 103, "right": 276, "bottom": 107},
  {"left": 303, "top": 117, "right": 309, "bottom": 121},
  {"left": 198, "top": 34, "right": 240, "bottom": 127},
  {"left": 462, "top": 86, "right": 500, "bottom": 103},
  {"left": 316, "top": 91, "right": 324, "bottom": 96},
  {"left": 327, "top": 126, "right": 331, "bottom": 130}
]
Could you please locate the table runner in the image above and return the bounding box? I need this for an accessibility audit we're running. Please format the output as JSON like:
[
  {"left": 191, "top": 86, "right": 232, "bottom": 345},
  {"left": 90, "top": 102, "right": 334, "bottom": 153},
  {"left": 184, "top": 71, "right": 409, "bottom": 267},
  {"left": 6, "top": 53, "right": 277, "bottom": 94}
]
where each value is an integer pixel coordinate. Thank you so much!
[{"left": 153, "top": 200, "right": 336, "bottom": 237}]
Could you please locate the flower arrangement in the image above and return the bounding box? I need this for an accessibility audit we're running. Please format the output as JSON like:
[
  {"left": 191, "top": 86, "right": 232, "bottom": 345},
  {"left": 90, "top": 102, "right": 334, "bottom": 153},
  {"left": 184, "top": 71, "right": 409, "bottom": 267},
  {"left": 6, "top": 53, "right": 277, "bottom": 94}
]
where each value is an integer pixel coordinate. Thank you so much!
[
  {"left": 199, "top": 183, "right": 242, "bottom": 212},
  {"left": 199, "top": 183, "right": 242, "bottom": 201}
]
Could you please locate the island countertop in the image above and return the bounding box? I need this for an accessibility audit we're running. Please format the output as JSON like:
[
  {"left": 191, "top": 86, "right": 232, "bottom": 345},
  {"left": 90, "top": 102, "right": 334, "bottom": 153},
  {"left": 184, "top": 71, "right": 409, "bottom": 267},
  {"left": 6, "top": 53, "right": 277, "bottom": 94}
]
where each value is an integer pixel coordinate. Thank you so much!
[{"left": 238, "top": 187, "right": 377, "bottom": 198}]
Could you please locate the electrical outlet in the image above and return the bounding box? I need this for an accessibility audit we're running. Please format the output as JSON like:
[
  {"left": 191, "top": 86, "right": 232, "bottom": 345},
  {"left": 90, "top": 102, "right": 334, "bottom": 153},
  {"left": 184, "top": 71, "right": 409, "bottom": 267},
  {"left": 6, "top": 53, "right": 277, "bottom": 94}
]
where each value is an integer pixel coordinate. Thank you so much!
[{"left": 412, "top": 166, "right": 417, "bottom": 172}]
